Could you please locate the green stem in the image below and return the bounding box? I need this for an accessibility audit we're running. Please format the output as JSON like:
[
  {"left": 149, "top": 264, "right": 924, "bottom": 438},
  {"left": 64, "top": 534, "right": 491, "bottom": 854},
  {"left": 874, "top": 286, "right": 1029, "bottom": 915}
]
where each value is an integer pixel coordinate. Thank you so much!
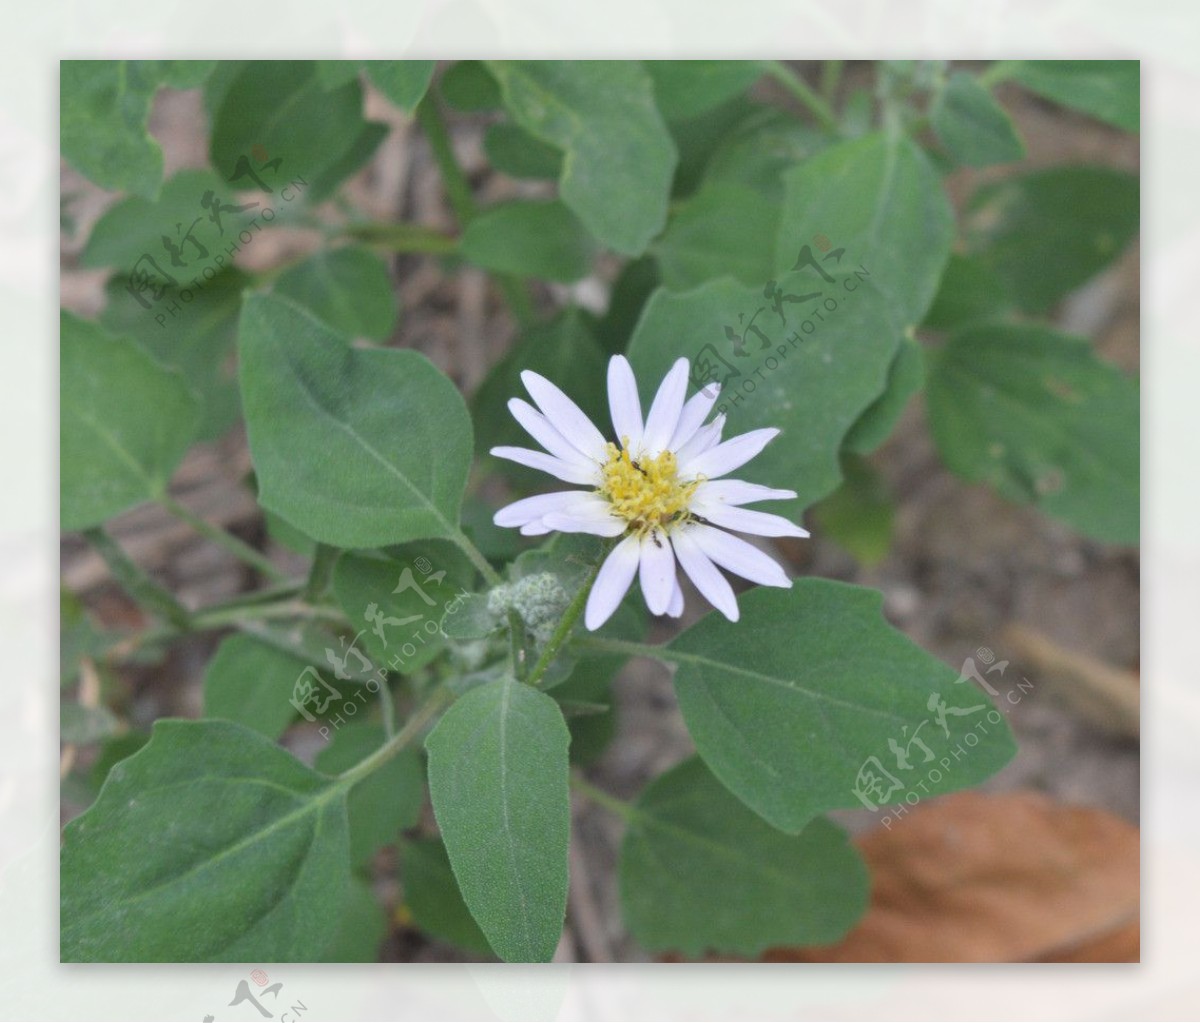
[
  {"left": 571, "top": 634, "right": 674, "bottom": 664},
  {"left": 378, "top": 677, "right": 397, "bottom": 738},
  {"left": 768, "top": 61, "right": 838, "bottom": 132},
  {"left": 449, "top": 529, "right": 501, "bottom": 587},
  {"left": 570, "top": 773, "right": 636, "bottom": 822},
  {"left": 525, "top": 556, "right": 606, "bottom": 688},
  {"left": 820, "top": 59, "right": 843, "bottom": 105},
  {"left": 302, "top": 543, "right": 339, "bottom": 602},
  {"left": 82, "top": 527, "right": 191, "bottom": 629},
  {"left": 340, "top": 221, "right": 459, "bottom": 255},
  {"left": 336, "top": 686, "right": 454, "bottom": 788},
  {"left": 160, "top": 495, "right": 288, "bottom": 583},
  {"left": 192, "top": 598, "right": 347, "bottom": 631}
]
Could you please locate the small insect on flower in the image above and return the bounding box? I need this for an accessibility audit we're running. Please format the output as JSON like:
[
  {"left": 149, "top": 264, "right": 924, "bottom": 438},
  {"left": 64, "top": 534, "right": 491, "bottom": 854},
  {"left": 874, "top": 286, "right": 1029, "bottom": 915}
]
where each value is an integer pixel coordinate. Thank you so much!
[{"left": 491, "top": 355, "right": 810, "bottom": 630}]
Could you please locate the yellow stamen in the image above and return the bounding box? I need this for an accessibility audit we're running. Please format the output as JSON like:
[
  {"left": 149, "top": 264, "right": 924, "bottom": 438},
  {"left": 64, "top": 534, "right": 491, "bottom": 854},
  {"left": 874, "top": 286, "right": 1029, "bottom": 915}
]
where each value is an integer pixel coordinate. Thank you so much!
[{"left": 598, "top": 441, "right": 699, "bottom": 535}]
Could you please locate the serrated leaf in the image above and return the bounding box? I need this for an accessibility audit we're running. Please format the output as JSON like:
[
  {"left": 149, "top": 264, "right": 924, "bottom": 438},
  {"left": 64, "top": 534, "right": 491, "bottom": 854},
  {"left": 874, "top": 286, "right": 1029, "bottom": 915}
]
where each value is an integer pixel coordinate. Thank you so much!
[
  {"left": 652, "top": 181, "right": 778, "bottom": 290},
  {"left": 627, "top": 277, "right": 901, "bottom": 516},
  {"left": 775, "top": 132, "right": 954, "bottom": 327},
  {"left": 1007, "top": 60, "right": 1139, "bottom": 133},
  {"left": 930, "top": 71, "right": 1025, "bottom": 167},
  {"left": 461, "top": 199, "right": 595, "bottom": 282},
  {"left": 315, "top": 721, "right": 424, "bottom": 866},
  {"left": 645, "top": 60, "right": 767, "bottom": 121},
  {"left": 925, "top": 323, "right": 1139, "bottom": 544},
  {"left": 272, "top": 246, "right": 397, "bottom": 341},
  {"left": 619, "top": 758, "right": 869, "bottom": 955},
  {"left": 366, "top": 60, "right": 436, "bottom": 113},
  {"left": 61, "top": 312, "right": 200, "bottom": 531},
  {"left": 488, "top": 60, "right": 677, "bottom": 256},
  {"left": 332, "top": 542, "right": 476, "bottom": 673},
  {"left": 425, "top": 678, "right": 570, "bottom": 962},
  {"left": 401, "top": 838, "right": 494, "bottom": 955},
  {"left": 843, "top": 336, "right": 924, "bottom": 455},
  {"left": 484, "top": 123, "right": 564, "bottom": 180},
  {"left": 963, "top": 166, "right": 1139, "bottom": 314},
  {"left": 238, "top": 293, "right": 473, "bottom": 549},
  {"left": 202, "top": 634, "right": 305, "bottom": 740},
  {"left": 60, "top": 720, "right": 350, "bottom": 961},
  {"left": 667, "top": 581, "right": 1017, "bottom": 833}
]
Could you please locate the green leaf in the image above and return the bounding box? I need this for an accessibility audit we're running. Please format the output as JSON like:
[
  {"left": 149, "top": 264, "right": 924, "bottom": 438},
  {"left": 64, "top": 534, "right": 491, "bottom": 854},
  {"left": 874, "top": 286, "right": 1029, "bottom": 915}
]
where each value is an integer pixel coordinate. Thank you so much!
[
  {"left": 425, "top": 678, "right": 571, "bottom": 962},
  {"left": 315, "top": 721, "right": 424, "bottom": 866},
  {"left": 366, "top": 60, "right": 436, "bottom": 113},
  {"left": 668, "top": 581, "right": 1017, "bottom": 833},
  {"left": 811, "top": 453, "right": 895, "bottom": 566},
  {"left": 100, "top": 267, "right": 247, "bottom": 441},
  {"left": 304, "top": 121, "right": 389, "bottom": 204},
  {"left": 60, "top": 719, "right": 350, "bottom": 961},
  {"left": 209, "top": 60, "right": 369, "bottom": 203},
  {"left": 666, "top": 96, "right": 763, "bottom": 198},
  {"left": 202, "top": 634, "right": 305, "bottom": 740},
  {"left": 843, "top": 336, "right": 924, "bottom": 455},
  {"left": 461, "top": 199, "right": 595, "bottom": 282},
  {"left": 1006, "top": 60, "right": 1139, "bottom": 132},
  {"left": 332, "top": 542, "right": 477, "bottom": 673},
  {"left": 401, "top": 838, "right": 494, "bottom": 955},
  {"left": 440, "top": 60, "right": 501, "bottom": 111},
  {"left": 238, "top": 293, "right": 473, "bottom": 549},
  {"left": 61, "top": 61, "right": 164, "bottom": 198},
  {"left": 627, "top": 277, "right": 901, "bottom": 516},
  {"left": 930, "top": 71, "right": 1025, "bottom": 167},
  {"left": 60, "top": 589, "right": 115, "bottom": 688},
  {"left": 921, "top": 253, "right": 1012, "bottom": 331},
  {"left": 484, "top": 123, "right": 564, "bottom": 180},
  {"left": 595, "top": 255, "right": 660, "bottom": 354},
  {"left": 61, "top": 702, "right": 120, "bottom": 745},
  {"left": 81, "top": 167, "right": 235, "bottom": 271},
  {"left": 322, "top": 876, "right": 388, "bottom": 962},
  {"left": 316, "top": 60, "right": 363, "bottom": 89},
  {"left": 440, "top": 592, "right": 498, "bottom": 641},
  {"left": 488, "top": 60, "right": 677, "bottom": 256},
  {"left": 701, "top": 104, "right": 828, "bottom": 200},
  {"left": 963, "top": 166, "right": 1139, "bottom": 313},
  {"left": 775, "top": 132, "right": 954, "bottom": 327},
  {"left": 645, "top": 60, "right": 767, "bottom": 121},
  {"left": 61, "top": 312, "right": 200, "bottom": 531},
  {"left": 273, "top": 246, "right": 398, "bottom": 341},
  {"left": 652, "top": 181, "right": 778, "bottom": 290},
  {"left": 926, "top": 323, "right": 1139, "bottom": 544},
  {"left": 619, "top": 758, "right": 869, "bottom": 956}
]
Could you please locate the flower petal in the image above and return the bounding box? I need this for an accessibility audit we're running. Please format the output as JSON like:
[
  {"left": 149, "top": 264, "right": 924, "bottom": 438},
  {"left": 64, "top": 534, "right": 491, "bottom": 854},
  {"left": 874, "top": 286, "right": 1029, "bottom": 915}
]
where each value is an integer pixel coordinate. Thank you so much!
[
  {"left": 671, "top": 525, "right": 740, "bottom": 622},
  {"left": 493, "top": 490, "right": 592, "bottom": 528},
  {"left": 666, "top": 575, "right": 685, "bottom": 618},
  {"left": 520, "top": 521, "right": 552, "bottom": 536},
  {"left": 585, "top": 535, "right": 641, "bottom": 631},
  {"left": 689, "top": 501, "right": 810, "bottom": 538},
  {"left": 521, "top": 370, "right": 608, "bottom": 461},
  {"left": 490, "top": 446, "right": 599, "bottom": 486},
  {"left": 543, "top": 495, "right": 627, "bottom": 537},
  {"left": 508, "top": 399, "right": 599, "bottom": 471},
  {"left": 692, "top": 479, "right": 798, "bottom": 506},
  {"left": 668, "top": 384, "right": 720, "bottom": 452},
  {"left": 679, "top": 427, "right": 780, "bottom": 479},
  {"left": 688, "top": 523, "right": 792, "bottom": 588},
  {"left": 606, "top": 355, "right": 644, "bottom": 451},
  {"left": 674, "top": 414, "right": 726, "bottom": 468},
  {"left": 640, "top": 357, "right": 690, "bottom": 456},
  {"left": 637, "top": 527, "right": 676, "bottom": 615}
]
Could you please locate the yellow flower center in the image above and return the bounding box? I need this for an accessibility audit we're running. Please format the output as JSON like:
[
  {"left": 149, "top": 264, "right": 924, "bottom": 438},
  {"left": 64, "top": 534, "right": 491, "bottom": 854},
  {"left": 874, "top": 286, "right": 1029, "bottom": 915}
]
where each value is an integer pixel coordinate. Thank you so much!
[{"left": 598, "top": 441, "right": 699, "bottom": 535}]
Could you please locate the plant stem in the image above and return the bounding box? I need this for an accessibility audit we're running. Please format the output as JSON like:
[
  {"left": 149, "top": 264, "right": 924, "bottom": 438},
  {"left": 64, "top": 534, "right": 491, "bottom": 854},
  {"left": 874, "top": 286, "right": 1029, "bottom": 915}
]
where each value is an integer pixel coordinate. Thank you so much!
[
  {"left": 302, "top": 543, "right": 339, "bottom": 602},
  {"left": 768, "top": 61, "right": 838, "bottom": 133},
  {"left": 449, "top": 528, "right": 501, "bottom": 587},
  {"left": 160, "top": 495, "right": 288, "bottom": 583},
  {"left": 415, "top": 93, "right": 536, "bottom": 326},
  {"left": 525, "top": 557, "right": 605, "bottom": 688},
  {"left": 571, "top": 634, "right": 674, "bottom": 664},
  {"left": 340, "top": 221, "right": 459, "bottom": 255},
  {"left": 336, "top": 685, "right": 454, "bottom": 788},
  {"left": 82, "top": 527, "right": 191, "bottom": 628},
  {"left": 570, "top": 773, "right": 636, "bottom": 822},
  {"left": 192, "top": 598, "right": 347, "bottom": 631}
]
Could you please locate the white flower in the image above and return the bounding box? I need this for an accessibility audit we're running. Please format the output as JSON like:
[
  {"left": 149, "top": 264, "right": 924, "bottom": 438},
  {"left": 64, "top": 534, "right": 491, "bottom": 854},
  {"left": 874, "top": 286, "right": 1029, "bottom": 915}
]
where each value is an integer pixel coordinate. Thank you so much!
[{"left": 491, "top": 355, "right": 810, "bottom": 630}]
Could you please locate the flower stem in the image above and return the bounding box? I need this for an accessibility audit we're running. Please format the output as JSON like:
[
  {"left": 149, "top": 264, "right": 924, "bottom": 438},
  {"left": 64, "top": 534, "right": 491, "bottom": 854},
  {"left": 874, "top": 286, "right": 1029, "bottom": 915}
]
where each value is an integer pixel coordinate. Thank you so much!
[
  {"left": 768, "top": 61, "right": 838, "bottom": 133},
  {"left": 82, "top": 527, "right": 191, "bottom": 628},
  {"left": 335, "top": 686, "right": 454, "bottom": 788},
  {"left": 525, "top": 556, "right": 605, "bottom": 688},
  {"left": 159, "top": 494, "right": 288, "bottom": 583},
  {"left": 570, "top": 773, "right": 636, "bottom": 822}
]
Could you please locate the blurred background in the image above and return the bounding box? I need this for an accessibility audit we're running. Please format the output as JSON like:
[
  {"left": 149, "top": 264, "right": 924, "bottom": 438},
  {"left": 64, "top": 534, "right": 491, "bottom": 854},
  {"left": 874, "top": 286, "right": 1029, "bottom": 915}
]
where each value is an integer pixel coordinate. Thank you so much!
[{"left": 59, "top": 60, "right": 1139, "bottom": 963}]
